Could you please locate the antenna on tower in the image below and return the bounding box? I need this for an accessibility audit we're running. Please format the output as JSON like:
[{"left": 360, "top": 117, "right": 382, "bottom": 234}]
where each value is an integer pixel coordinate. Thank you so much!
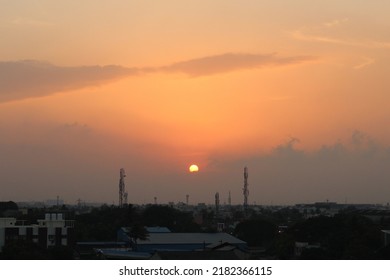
[
  {"left": 124, "top": 192, "right": 128, "bottom": 205},
  {"left": 215, "top": 192, "right": 220, "bottom": 217},
  {"left": 243, "top": 166, "right": 249, "bottom": 215},
  {"left": 119, "top": 168, "right": 126, "bottom": 207}
]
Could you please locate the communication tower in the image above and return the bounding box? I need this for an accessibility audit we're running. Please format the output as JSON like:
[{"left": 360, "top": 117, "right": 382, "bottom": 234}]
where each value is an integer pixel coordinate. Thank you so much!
[
  {"left": 243, "top": 166, "right": 249, "bottom": 214},
  {"left": 215, "top": 192, "right": 220, "bottom": 216},
  {"left": 124, "top": 192, "right": 128, "bottom": 205},
  {"left": 77, "top": 199, "right": 82, "bottom": 208},
  {"left": 119, "top": 168, "right": 126, "bottom": 207},
  {"left": 186, "top": 194, "right": 189, "bottom": 205},
  {"left": 228, "top": 191, "right": 231, "bottom": 206}
]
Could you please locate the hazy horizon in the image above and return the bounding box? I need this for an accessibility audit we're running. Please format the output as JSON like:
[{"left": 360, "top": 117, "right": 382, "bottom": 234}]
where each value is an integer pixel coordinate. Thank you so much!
[{"left": 1, "top": 1, "right": 390, "bottom": 205}]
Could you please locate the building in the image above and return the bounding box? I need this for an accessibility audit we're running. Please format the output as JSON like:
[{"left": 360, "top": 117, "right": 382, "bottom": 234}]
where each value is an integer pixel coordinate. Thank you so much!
[
  {"left": 118, "top": 231, "right": 247, "bottom": 253},
  {"left": 103, "top": 230, "right": 248, "bottom": 260},
  {"left": 381, "top": 230, "right": 390, "bottom": 247},
  {"left": 294, "top": 242, "right": 321, "bottom": 257},
  {"left": 0, "top": 213, "right": 74, "bottom": 252}
]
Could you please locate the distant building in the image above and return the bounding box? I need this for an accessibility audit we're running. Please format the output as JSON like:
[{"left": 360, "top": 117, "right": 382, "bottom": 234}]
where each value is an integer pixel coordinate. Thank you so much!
[
  {"left": 381, "top": 230, "right": 390, "bottom": 247},
  {"left": 96, "top": 227, "right": 248, "bottom": 260},
  {"left": 145, "top": 227, "right": 171, "bottom": 233},
  {"left": 117, "top": 231, "right": 247, "bottom": 253},
  {"left": 99, "top": 231, "right": 248, "bottom": 260},
  {"left": 0, "top": 213, "right": 74, "bottom": 252},
  {"left": 294, "top": 242, "right": 321, "bottom": 257},
  {"left": 151, "top": 248, "right": 247, "bottom": 260}
]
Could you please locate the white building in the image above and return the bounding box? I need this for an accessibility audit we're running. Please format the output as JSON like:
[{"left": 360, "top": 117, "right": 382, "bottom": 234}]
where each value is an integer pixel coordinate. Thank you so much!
[{"left": 0, "top": 213, "right": 74, "bottom": 252}]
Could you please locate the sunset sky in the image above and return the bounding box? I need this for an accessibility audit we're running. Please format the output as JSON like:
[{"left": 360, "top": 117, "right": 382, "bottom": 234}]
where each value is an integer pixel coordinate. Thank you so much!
[{"left": 1, "top": 1, "right": 390, "bottom": 205}]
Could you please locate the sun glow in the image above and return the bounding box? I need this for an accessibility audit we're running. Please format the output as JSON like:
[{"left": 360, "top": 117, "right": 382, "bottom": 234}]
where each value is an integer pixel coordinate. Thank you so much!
[{"left": 189, "top": 164, "right": 199, "bottom": 172}]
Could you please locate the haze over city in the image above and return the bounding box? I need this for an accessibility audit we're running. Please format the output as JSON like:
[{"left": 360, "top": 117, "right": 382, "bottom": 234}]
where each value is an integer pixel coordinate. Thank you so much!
[{"left": 1, "top": 1, "right": 390, "bottom": 205}]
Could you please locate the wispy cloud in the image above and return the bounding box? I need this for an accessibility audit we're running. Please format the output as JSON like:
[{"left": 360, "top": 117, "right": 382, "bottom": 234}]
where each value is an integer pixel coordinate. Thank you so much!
[
  {"left": 323, "top": 18, "right": 349, "bottom": 28},
  {"left": 0, "top": 60, "right": 138, "bottom": 103},
  {"left": 0, "top": 53, "right": 315, "bottom": 103},
  {"left": 292, "top": 29, "right": 390, "bottom": 49},
  {"left": 291, "top": 20, "right": 390, "bottom": 50},
  {"left": 10, "top": 17, "right": 54, "bottom": 28},
  {"left": 353, "top": 57, "right": 375, "bottom": 70},
  {"left": 291, "top": 30, "right": 348, "bottom": 45},
  {"left": 160, "top": 53, "right": 315, "bottom": 76}
]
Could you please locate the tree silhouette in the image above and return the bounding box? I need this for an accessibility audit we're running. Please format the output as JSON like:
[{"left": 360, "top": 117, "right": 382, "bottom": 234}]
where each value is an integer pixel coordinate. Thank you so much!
[
  {"left": 234, "top": 219, "right": 277, "bottom": 247},
  {"left": 128, "top": 224, "right": 149, "bottom": 251},
  {"left": 142, "top": 205, "right": 200, "bottom": 232}
]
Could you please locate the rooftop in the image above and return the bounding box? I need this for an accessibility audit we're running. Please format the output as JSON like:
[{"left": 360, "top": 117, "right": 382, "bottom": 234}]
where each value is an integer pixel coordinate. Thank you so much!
[{"left": 137, "top": 232, "right": 246, "bottom": 245}]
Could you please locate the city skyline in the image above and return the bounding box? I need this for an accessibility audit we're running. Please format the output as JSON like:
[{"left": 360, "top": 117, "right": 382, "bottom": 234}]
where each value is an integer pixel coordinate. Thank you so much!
[{"left": 1, "top": 1, "right": 390, "bottom": 205}]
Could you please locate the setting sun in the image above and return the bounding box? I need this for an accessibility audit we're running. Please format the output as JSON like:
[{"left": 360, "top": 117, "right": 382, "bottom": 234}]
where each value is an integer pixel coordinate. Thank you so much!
[{"left": 189, "top": 164, "right": 199, "bottom": 173}]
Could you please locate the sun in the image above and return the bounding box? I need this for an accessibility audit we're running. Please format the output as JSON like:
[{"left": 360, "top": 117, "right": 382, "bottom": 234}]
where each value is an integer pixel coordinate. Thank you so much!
[{"left": 189, "top": 164, "right": 199, "bottom": 173}]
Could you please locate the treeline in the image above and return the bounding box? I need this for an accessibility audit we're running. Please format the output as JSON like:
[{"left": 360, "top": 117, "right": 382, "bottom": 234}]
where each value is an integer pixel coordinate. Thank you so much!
[
  {"left": 237, "top": 211, "right": 390, "bottom": 259},
  {"left": 272, "top": 213, "right": 390, "bottom": 259},
  {"left": 75, "top": 204, "right": 201, "bottom": 241}
]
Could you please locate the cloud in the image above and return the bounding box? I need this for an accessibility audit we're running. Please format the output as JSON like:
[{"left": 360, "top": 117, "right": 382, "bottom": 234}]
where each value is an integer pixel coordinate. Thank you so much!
[
  {"left": 292, "top": 29, "right": 390, "bottom": 49},
  {"left": 0, "top": 53, "right": 314, "bottom": 103},
  {"left": 160, "top": 53, "right": 315, "bottom": 76},
  {"left": 291, "top": 20, "right": 390, "bottom": 50},
  {"left": 323, "top": 18, "right": 349, "bottom": 28},
  {"left": 0, "top": 60, "right": 138, "bottom": 103},
  {"left": 291, "top": 30, "right": 348, "bottom": 45},
  {"left": 10, "top": 17, "right": 54, "bottom": 28},
  {"left": 353, "top": 57, "right": 375, "bottom": 70},
  {"left": 209, "top": 131, "right": 390, "bottom": 204}
]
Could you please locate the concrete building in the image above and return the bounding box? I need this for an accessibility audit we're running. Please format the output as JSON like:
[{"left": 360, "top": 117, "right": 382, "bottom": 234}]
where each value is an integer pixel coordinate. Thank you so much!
[{"left": 0, "top": 213, "right": 74, "bottom": 252}]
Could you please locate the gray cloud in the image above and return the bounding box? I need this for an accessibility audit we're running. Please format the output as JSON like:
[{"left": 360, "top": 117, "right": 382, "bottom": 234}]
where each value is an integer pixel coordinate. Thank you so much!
[
  {"left": 161, "top": 53, "right": 315, "bottom": 76},
  {"left": 0, "top": 60, "right": 138, "bottom": 103},
  {"left": 210, "top": 131, "right": 390, "bottom": 205},
  {"left": 0, "top": 53, "right": 315, "bottom": 103}
]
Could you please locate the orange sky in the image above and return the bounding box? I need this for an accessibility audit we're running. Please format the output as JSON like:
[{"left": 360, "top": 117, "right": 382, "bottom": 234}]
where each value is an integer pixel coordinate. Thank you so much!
[{"left": 1, "top": 1, "right": 390, "bottom": 205}]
